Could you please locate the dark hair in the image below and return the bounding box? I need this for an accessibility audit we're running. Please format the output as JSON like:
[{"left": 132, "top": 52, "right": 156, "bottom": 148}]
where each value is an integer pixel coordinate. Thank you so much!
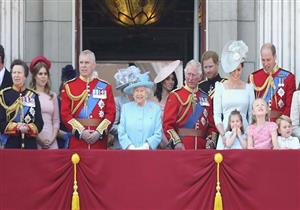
[
  {"left": 0, "top": 44, "right": 4, "bottom": 64},
  {"left": 10, "top": 59, "right": 29, "bottom": 77},
  {"left": 30, "top": 61, "right": 53, "bottom": 98},
  {"left": 226, "top": 109, "right": 244, "bottom": 133},
  {"left": 154, "top": 72, "right": 178, "bottom": 102}
]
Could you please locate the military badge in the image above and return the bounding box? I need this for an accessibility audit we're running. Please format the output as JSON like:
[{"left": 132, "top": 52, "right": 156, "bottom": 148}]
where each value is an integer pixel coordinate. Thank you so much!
[
  {"left": 201, "top": 117, "right": 206, "bottom": 126},
  {"left": 99, "top": 89, "right": 107, "bottom": 99},
  {"left": 98, "top": 100, "right": 105, "bottom": 109},
  {"left": 22, "top": 96, "right": 35, "bottom": 107},
  {"left": 99, "top": 110, "right": 105, "bottom": 118},
  {"left": 29, "top": 107, "right": 35, "bottom": 116},
  {"left": 199, "top": 97, "right": 209, "bottom": 106},
  {"left": 203, "top": 109, "right": 208, "bottom": 118},
  {"left": 24, "top": 115, "right": 31, "bottom": 124},
  {"left": 277, "top": 88, "right": 285, "bottom": 98},
  {"left": 278, "top": 99, "right": 284, "bottom": 109},
  {"left": 92, "top": 89, "right": 101, "bottom": 99}
]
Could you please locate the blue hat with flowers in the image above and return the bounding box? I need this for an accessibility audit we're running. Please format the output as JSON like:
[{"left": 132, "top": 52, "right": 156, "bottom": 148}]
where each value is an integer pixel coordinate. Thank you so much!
[
  {"left": 123, "top": 72, "right": 154, "bottom": 95},
  {"left": 114, "top": 66, "right": 141, "bottom": 90}
]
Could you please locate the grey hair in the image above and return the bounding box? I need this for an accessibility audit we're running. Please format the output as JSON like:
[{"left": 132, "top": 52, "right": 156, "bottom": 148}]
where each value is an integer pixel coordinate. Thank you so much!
[
  {"left": 80, "top": 50, "right": 96, "bottom": 64},
  {"left": 184, "top": 59, "right": 202, "bottom": 75}
]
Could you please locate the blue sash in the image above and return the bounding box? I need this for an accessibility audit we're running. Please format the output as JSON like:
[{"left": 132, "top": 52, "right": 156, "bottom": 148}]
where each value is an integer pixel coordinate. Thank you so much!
[
  {"left": 78, "top": 81, "right": 107, "bottom": 118},
  {"left": 265, "top": 69, "right": 289, "bottom": 102},
  {"left": 182, "top": 94, "right": 207, "bottom": 129}
]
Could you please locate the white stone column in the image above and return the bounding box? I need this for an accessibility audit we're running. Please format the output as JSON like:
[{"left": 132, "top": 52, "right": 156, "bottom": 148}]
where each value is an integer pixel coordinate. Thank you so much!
[
  {"left": 193, "top": 0, "right": 199, "bottom": 61},
  {"left": 257, "top": 0, "right": 300, "bottom": 85},
  {"left": 0, "top": 0, "right": 24, "bottom": 67}
]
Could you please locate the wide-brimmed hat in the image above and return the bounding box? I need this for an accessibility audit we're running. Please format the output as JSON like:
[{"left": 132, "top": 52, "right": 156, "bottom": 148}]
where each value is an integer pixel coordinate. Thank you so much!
[
  {"left": 154, "top": 60, "right": 181, "bottom": 84},
  {"left": 221, "top": 40, "right": 248, "bottom": 73},
  {"left": 114, "top": 66, "right": 141, "bottom": 90},
  {"left": 30, "top": 56, "right": 51, "bottom": 73},
  {"left": 123, "top": 72, "right": 154, "bottom": 95}
]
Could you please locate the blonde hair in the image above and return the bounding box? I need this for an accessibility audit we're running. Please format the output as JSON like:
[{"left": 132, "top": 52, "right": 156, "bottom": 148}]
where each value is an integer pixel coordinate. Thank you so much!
[
  {"left": 276, "top": 115, "right": 292, "bottom": 128},
  {"left": 251, "top": 98, "right": 270, "bottom": 124}
]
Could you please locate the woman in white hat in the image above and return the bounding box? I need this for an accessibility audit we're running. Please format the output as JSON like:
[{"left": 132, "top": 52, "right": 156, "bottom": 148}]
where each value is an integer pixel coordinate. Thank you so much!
[
  {"left": 118, "top": 72, "right": 162, "bottom": 150},
  {"left": 214, "top": 40, "right": 255, "bottom": 149},
  {"left": 153, "top": 60, "right": 181, "bottom": 112},
  {"left": 109, "top": 66, "right": 140, "bottom": 149}
]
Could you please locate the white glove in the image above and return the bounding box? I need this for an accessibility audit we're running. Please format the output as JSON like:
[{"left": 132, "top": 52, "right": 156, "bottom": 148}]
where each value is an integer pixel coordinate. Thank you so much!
[
  {"left": 127, "top": 144, "right": 136, "bottom": 150},
  {"left": 141, "top": 142, "right": 150, "bottom": 150}
]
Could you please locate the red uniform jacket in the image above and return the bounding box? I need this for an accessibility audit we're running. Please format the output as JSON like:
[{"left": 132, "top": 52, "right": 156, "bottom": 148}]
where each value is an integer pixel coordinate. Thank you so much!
[
  {"left": 61, "top": 76, "right": 115, "bottom": 149},
  {"left": 250, "top": 66, "right": 296, "bottom": 121},
  {"left": 163, "top": 85, "right": 217, "bottom": 150}
]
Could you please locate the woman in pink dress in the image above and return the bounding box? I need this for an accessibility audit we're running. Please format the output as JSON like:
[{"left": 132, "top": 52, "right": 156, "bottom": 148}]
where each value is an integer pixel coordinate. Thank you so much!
[
  {"left": 247, "top": 98, "right": 279, "bottom": 149},
  {"left": 29, "top": 56, "right": 60, "bottom": 149}
]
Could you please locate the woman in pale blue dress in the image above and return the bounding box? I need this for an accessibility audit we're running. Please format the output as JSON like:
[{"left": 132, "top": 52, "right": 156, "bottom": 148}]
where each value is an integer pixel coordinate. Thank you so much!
[
  {"left": 214, "top": 40, "right": 255, "bottom": 149},
  {"left": 118, "top": 72, "right": 162, "bottom": 150}
]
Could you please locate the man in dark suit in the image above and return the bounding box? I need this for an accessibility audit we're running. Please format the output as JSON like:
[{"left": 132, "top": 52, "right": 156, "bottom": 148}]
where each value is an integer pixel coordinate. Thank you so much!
[{"left": 0, "top": 44, "right": 13, "bottom": 90}]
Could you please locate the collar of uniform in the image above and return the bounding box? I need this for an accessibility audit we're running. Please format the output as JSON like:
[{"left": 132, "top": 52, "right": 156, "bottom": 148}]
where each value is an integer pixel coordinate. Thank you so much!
[
  {"left": 184, "top": 84, "right": 198, "bottom": 93},
  {"left": 207, "top": 74, "right": 222, "bottom": 84},
  {"left": 263, "top": 65, "right": 280, "bottom": 75},
  {"left": 12, "top": 85, "right": 25, "bottom": 93},
  {"left": 79, "top": 75, "right": 93, "bottom": 83}
]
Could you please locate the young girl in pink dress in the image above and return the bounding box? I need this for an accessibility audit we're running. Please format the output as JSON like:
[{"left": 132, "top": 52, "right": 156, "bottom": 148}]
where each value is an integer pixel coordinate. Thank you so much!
[{"left": 247, "top": 98, "right": 279, "bottom": 149}]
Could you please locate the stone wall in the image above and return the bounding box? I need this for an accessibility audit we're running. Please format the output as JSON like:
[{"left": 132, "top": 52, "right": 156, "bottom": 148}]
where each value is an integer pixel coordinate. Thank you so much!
[{"left": 24, "top": 0, "right": 73, "bottom": 93}]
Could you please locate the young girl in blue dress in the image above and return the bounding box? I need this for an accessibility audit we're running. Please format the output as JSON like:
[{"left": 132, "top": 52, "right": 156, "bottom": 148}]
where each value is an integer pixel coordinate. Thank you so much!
[{"left": 223, "top": 110, "right": 247, "bottom": 149}]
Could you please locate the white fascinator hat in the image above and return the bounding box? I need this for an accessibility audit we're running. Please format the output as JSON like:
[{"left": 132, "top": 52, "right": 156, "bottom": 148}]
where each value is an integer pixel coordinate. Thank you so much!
[{"left": 221, "top": 40, "right": 248, "bottom": 73}]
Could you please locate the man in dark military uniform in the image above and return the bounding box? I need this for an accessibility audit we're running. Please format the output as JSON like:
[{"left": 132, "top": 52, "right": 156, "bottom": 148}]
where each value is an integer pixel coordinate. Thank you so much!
[
  {"left": 249, "top": 43, "right": 296, "bottom": 121},
  {"left": 199, "top": 50, "right": 226, "bottom": 99},
  {"left": 0, "top": 44, "right": 13, "bottom": 90},
  {"left": 163, "top": 60, "right": 217, "bottom": 150},
  {"left": 0, "top": 59, "right": 44, "bottom": 149},
  {"left": 198, "top": 51, "right": 226, "bottom": 148},
  {"left": 61, "top": 50, "right": 116, "bottom": 149}
]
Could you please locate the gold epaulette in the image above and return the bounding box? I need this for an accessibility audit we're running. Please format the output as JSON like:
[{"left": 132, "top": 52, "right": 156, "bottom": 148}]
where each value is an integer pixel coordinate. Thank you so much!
[
  {"left": 95, "top": 77, "right": 111, "bottom": 85},
  {"left": 63, "top": 77, "right": 77, "bottom": 85},
  {"left": 198, "top": 79, "right": 206, "bottom": 85},
  {"left": 171, "top": 87, "right": 182, "bottom": 93},
  {"left": 220, "top": 78, "right": 227, "bottom": 83},
  {"left": 27, "top": 88, "right": 37, "bottom": 95},
  {"left": 0, "top": 86, "right": 12, "bottom": 94},
  {"left": 209, "top": 79, "right": 226, "bottom": 98}
]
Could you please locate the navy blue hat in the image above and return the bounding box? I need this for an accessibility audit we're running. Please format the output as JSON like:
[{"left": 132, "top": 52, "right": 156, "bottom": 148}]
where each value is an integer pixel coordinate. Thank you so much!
[{"left": 62, "top": 65, "right": 77, "bottom": 81}]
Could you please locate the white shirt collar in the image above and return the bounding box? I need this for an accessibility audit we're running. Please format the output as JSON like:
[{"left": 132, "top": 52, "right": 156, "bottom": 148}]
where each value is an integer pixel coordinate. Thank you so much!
[{"left": 0, "top": 66, "right": 6, "bottom": 86}]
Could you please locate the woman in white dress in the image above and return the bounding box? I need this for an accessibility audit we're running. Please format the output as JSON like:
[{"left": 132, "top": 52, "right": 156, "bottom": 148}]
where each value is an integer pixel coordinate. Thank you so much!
[{"left": 214, "top": 40, "right": 255, "bottom": 149}]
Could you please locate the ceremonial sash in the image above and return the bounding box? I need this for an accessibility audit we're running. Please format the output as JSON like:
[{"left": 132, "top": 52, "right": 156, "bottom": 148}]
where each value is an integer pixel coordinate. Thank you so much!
[
  {"left": 181, "top": 95, "right": 206, "bottom": 129},
  {"left": 265, "top": 69, "right": 289, "bottom": 102},
  {"left": 78, "top": 81, "right": 107, "bottom": 118}
]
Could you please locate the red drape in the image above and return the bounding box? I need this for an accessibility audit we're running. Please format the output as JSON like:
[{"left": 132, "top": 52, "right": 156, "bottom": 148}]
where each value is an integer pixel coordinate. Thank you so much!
[{"left": 0, "top": 150, "right": 299, "bottom": 210}]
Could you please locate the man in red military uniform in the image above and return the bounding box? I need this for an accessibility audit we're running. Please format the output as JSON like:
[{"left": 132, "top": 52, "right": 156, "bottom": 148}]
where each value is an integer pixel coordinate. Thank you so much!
[
  {"left": 61, "top": 50, "right": 115, "bottom": 149},
  {"left": 163, "top": 60, "right": 218, "bottom": 150},
  {"left": 249, "top": 43, "right": 296, "bottom": 121}
]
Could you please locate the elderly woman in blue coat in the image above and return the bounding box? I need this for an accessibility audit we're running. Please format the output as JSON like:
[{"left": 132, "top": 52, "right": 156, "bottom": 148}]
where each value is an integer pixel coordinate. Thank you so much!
[{"left": 118, "top": 72, "right": 162, "bottom": 150}]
